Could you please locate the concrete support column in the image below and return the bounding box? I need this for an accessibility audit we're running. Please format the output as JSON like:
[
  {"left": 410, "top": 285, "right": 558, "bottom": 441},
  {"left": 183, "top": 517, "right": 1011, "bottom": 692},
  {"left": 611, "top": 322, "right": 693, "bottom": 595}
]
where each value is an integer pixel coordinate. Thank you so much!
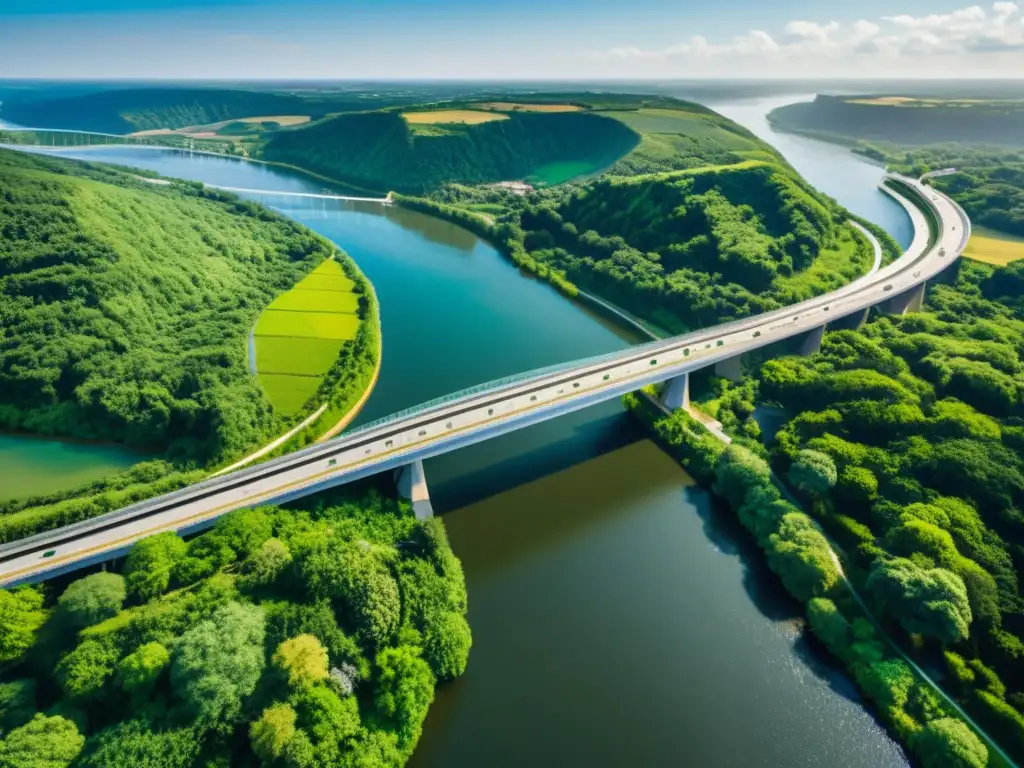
[
  {"left": 394, "top": 460, "right": 433, "bottom": 520},
  {"left": 661, "top": 372, "right": 690, "bottom": 410},
  {"left": 799, "top": 325, "right": 825, "bottom": 357},
  {"left": 886, "top": 281, "right": 926, "bottom": 315},
  {"left": 713, "top": 354, "right": 743, "bottom": 382}
]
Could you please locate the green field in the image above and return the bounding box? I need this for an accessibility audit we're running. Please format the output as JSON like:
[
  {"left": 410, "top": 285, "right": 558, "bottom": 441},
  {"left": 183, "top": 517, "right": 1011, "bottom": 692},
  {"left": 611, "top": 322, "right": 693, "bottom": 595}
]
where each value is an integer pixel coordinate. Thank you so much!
[
  {"left": 527, "top": 161, "right": 601, "bottom": 186},
  {"left": 253, "top": 259, "right": 361, "bottom": 414}
]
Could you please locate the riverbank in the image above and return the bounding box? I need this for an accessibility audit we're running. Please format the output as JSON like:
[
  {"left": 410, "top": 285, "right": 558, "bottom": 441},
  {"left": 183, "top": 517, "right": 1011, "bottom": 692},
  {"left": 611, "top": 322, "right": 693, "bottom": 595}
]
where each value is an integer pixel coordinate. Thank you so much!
[{"left": 625, "top": 395, "right": 1001, "bottom": 768}]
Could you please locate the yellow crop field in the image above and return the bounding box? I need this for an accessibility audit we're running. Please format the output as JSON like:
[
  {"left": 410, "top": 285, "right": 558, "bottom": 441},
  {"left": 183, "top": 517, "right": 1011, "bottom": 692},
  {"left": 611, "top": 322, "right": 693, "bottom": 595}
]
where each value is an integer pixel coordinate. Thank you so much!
[
  {"left": 402, "top": 110, "right": 509, "bottom": 125},
  {"left": 253, "top": 259, "right": 361, "bottom": 414},
  {"left": 476, "top": 102, "right": 583, "bottom": 113},
  {"left": 268, "top": 289, "right": 359, "bottom": 313},
  {"left": 964, "top": 228, "right": 1024, "bottom": 266},
  {"left": 256, "top": 310, "right": 359, "bottom": 341}
]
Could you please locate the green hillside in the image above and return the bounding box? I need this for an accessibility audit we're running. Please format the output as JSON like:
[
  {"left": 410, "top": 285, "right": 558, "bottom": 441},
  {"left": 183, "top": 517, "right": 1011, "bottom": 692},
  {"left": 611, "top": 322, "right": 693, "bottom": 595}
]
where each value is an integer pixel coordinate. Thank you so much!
[
  {"left": 0, "top": 87, "right": 415, "bottom": 134},
  {"left": 0, "top": 148, "right": 334, "bottom": 463},
  {"left": 769, "top": 94, "right": 1024, "bottom": 147},
  {"left": 261, "top": 110, "right": 641, "bottom": 194}
]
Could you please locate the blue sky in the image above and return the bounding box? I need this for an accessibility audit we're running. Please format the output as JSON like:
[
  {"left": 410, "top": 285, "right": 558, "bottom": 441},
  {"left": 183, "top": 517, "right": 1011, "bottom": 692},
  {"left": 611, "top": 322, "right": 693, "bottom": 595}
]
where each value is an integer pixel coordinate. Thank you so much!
[{"left": 0, "top": 0, "right": 1021, "bottom": 78}]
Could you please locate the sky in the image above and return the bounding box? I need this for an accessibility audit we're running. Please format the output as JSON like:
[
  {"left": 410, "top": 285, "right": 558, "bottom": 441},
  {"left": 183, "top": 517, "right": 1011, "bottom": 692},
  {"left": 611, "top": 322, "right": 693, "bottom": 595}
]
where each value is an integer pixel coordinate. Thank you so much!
[{"left": 1, "top": 0, "right": 1023, "bottom": 79}]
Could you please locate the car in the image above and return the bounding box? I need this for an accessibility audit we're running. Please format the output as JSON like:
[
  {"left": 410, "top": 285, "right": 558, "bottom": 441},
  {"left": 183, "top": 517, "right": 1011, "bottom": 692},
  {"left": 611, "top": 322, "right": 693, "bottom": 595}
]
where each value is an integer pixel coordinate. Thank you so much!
[
  {"left": 913, "top": 271, "right": 921, "bottom": 278},
  {"left": 328, "top": 458, "right": 337, "bottom": 467},
  {"left": 753, "top": 331, "right": 761, "bottom": 338},
  {"left": 939, "top": 248, "right": 946, "bottom": 256},
  {"left": 883, "top": 284, "right": 893, "bottom": 292},
  {"left": 42, "top": 550, "right": 56, "bottom": 558}
]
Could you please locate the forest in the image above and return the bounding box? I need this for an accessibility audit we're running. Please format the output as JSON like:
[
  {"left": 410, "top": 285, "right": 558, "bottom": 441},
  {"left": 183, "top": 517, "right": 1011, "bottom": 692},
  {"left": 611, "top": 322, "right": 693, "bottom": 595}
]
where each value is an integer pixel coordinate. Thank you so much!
[
  {"left": 633, "top": 257, "right": 1024, "bottom": 766},
  {"left": 0, "top": 487, "right": 471, "bottom": 768},
  {"left": 0, "top": 88, "right": 419, "bottom": 135},
  {"left": 409, "top": 159, "right": 886, "bottom": 335},
  {"left": 0, "top": 148, "right": 330, "bottom": 463},
  {"left": 261, "top": 110, "right": 640, "bottom": 195},
  {"left": 888, "top": 146, "right": 1024, "bottom": 239},
  {"left": 0, "top": 148, "right": 381, "bottom": 539}
]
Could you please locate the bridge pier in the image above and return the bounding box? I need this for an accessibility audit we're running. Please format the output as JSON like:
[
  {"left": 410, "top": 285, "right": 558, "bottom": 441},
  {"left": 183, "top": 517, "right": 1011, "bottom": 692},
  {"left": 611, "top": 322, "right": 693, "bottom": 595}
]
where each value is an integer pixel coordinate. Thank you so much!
[
  {"left": 660, "top": 373, "right": 690, "bottom": 410},
  {"left": 394, "top": 460, "right": 433, "bottom": 520},
  {"left": 886, "top": 282, "right": 926, "bottom": 315},
  {"left": 799, "top": 325, "right": 825, "bottom": 357},
  {"left": 713, "top": 354, "right": 743, "bottom": 382}
]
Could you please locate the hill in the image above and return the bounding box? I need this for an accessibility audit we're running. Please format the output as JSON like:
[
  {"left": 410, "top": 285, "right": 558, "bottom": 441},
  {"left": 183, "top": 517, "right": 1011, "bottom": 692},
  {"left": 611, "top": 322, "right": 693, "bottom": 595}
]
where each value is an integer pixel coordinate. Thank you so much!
[
  {"left": 0, "top": 87, "right": 414, "bottom": 135},
  {"left": 0, "top": 148, "right": 338, "bottom": 464},
  {"left": 261, "top": 109, "right": 641, "bottom": 194},
  {"left": 769, "top": 95, "right": 1024, "bottom": 147}
]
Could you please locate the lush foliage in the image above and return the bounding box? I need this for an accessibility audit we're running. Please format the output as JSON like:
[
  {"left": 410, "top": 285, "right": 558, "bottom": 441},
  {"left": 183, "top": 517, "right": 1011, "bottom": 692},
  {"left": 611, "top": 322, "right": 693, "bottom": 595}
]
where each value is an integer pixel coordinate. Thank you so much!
[
  {"left": 263, "top": 110, "right": 640, "bottom": 194},
  {"left": 0, "top": 148, "right": 332, "bottom": 463},
  {"left": 749, "top": 259, "right": 1024, "bottom": 762},
  {"left": 0, "top": 489, "right": 471, "bottom": 767}
]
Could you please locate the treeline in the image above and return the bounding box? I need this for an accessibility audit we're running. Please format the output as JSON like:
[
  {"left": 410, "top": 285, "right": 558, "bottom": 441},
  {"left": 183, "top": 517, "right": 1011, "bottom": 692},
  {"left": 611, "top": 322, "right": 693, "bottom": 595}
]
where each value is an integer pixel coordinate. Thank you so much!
[
  {"left": 0, "top": 148, "right": 336, "bottom": 464},
  {"left": 501, "top": 164, "right": 873, "bottom": 334},
  {"left": 262, "top": 111, "right": 640, "bottom": 195},
  {"left": 688, "top": 259, "right": 1024, "bottom": 764},
  {"left": 0, "top": 489, "right": 471, "bottom": 767},
  {"left": 627, "top": 397, "right": 991, "bottom": 767},
  {"left": 0, "top": 88, "right": 417, "bottom": 135},
  {"left": 889, "top": 146, "right": 1024, "bottom": 238},
  {"left": 770, "top": 95, "right": 1024, "bottom": 146}
]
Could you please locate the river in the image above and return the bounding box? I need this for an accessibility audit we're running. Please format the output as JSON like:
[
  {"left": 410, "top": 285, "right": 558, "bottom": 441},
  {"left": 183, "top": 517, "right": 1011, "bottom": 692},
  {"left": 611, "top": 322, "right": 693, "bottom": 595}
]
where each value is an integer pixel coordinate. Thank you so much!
[{"left": 6, "top": 95, "right": 911, "bottom": 766}]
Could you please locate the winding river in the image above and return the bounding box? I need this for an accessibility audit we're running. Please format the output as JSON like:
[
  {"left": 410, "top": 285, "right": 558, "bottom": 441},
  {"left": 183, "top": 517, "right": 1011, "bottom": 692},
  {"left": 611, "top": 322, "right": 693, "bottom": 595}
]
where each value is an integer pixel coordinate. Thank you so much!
[{"left": 5, "top": 96, "right": 912, "bottom": 765}]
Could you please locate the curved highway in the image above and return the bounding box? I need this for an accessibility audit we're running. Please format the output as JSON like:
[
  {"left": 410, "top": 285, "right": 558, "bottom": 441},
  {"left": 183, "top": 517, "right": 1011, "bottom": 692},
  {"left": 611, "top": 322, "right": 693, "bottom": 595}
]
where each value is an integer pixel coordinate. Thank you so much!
[{"left": 0, "top": 173, "right": 969, "bottom": 586}]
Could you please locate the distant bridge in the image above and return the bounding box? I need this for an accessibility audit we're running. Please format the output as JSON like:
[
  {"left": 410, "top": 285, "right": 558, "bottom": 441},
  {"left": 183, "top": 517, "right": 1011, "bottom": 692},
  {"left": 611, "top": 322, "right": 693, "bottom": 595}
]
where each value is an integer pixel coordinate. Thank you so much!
[{"left": 0, "top": 173, "right": 969, "bottom": 587}]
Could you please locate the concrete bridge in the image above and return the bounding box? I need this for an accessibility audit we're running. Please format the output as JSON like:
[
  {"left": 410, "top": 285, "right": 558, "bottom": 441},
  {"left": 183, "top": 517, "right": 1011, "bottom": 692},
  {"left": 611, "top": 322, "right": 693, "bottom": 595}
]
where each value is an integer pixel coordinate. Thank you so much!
[{"left": 0, "top": 173, "right": 969, "bottom": 587}]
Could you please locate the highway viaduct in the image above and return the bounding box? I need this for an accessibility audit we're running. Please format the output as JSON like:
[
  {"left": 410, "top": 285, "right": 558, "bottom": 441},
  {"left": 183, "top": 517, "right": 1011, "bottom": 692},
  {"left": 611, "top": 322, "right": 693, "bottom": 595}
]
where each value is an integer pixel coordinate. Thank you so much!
[{"left": 0, "top": 172, "right": 970, "bottom": 587}]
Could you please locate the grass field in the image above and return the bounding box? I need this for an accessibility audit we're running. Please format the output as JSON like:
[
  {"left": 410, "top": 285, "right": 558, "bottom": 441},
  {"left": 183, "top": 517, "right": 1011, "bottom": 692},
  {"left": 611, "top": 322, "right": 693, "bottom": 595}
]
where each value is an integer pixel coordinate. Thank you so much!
[
  {"left": 402, "top": 110, "right": 508, "bottom": 125},
  {"left": 476, "top": 102, "right": 582, "bottom": 113},
  {"left": 253, "top": 259, "right": 361, "bottom": 414},
  {"left": 964, "top": 226, "right": 1024, "bottom": 266},
  {"left": 527, "top": 161, "right": 602, "bottom": 186}
]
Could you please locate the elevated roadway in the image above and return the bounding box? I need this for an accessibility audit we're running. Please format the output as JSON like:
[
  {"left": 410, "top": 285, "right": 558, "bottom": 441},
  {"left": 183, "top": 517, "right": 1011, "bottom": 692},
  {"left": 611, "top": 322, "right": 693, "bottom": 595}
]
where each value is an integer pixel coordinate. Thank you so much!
[{"left": 0, "top": 174, "right": 969, "bottom": 586}]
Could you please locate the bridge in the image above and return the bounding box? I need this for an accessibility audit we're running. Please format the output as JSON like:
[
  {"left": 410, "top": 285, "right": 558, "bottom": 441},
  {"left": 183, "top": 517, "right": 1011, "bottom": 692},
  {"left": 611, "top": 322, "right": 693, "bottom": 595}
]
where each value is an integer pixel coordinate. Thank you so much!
[{"left": 0, "top": 173, "right": 970, "bottom": 587}]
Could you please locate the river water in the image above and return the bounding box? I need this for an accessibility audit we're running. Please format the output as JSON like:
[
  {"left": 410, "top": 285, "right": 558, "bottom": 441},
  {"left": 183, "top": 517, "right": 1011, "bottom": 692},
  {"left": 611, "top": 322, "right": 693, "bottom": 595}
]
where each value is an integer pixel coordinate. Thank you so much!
[{"left": 7, "top": 97, "right": 911, "bottom": 766}]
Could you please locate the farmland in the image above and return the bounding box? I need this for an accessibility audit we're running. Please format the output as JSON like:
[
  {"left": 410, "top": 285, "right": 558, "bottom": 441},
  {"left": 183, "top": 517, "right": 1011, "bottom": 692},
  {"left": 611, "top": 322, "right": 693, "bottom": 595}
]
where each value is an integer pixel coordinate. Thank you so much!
[
  {"left": 254, "top": 259, "right": 361, "bottom": 414},
  {"left": 964, "top": 226, "right": 1024, "bottom": 266},
  {"left": 475, "top": 102, "right": 582, "bottom": 112},
  {"left": 402, "top": 109, "right": 508, "bottom": 125}
]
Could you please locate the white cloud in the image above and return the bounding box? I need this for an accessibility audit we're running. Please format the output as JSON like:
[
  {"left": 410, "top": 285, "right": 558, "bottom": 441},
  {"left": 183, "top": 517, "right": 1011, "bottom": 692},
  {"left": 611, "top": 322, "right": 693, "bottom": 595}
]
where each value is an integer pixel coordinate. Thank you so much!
[{"left": 597, "top": 2, "right": 1024, "bottom": 76}]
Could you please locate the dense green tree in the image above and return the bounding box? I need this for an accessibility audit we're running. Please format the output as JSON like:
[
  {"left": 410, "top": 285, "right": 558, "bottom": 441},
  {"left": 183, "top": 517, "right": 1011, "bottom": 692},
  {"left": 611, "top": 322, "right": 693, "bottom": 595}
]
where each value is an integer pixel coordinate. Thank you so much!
[
  {"left": 867, "top": 558, "right": 972, "bottom": 645},
  {"left": 0, "top": 588, "right": 45, "bottom": 665},
  {"left": 114, "top": 642, "right": 170, "bottom": 701},
  {"left": 55, "top": 639, "right": 119, "bottom": 701},
  {"left": 250, "top": 703, "right": 297, "bottom": 764},
  {"left": 0, "top": 679, "right": 36, "bottom": 734},
  {"left": 170, "top": 602, "right": 265, "bottom": 729},
  {"left": 806, "top": 598, "right": 851, "bottom": 656},
  {"left": 373, "top": 646, "right": 435, "bottom": 747},
  {"left": 914, "top": 717, "right": 988, "bottom": 768},
  {"left": 422, "top": 612, "right": 472, "bottom": 682},
  {"left": 56, "top": 573, "right": 126, "bottom": 631},
  {"left": 788, "top": 449, "right": 838, "bottom": 497},
  {"left": 240, "top": 538, "right": 293, "bottom": 591},
  {"left": 74, "top": 719, "right": 200, "bottom": 768},
  {"left": 300, "top": 542, "right": 400, "bottom": 652},
  {"left": 124, "top": 533, "right": 188, "bottom": 603},
  {"left": 765, "top": 513, "right": 840, "bottom": 601},
  {"left": 0, "top": 714, "right": 84, "bottom": 768},
  {"left": 273, "top": 635, "right": 329, "bottom": 691}
]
